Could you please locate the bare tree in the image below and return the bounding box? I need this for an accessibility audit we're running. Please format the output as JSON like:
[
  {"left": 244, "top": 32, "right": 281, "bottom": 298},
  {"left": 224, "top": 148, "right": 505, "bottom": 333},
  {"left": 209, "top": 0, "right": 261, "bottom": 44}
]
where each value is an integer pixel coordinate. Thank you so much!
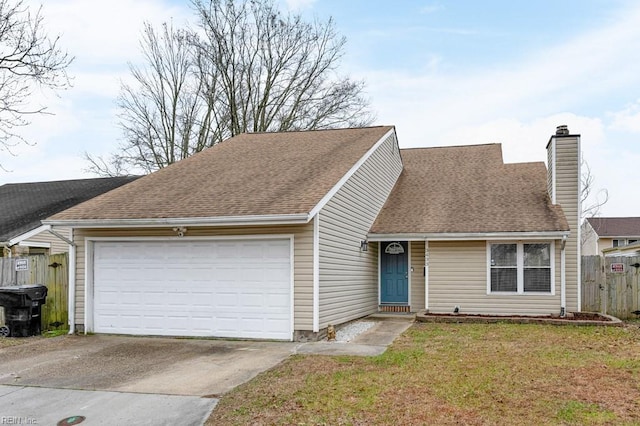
[
  {"left": 0, "top": 0, "right": 72, "bottom": 168},
  {"left": 88, "top": 0, "right": 374, "bottom": 175},
  {"left": 86, "top": 22, "right": 206, "bottom": 175},
  {"left": 580, "top": 158, "right": 608, "bottom": 245},
  {"left": 581, "top": 158, "right": 608, "bottom": 219}
]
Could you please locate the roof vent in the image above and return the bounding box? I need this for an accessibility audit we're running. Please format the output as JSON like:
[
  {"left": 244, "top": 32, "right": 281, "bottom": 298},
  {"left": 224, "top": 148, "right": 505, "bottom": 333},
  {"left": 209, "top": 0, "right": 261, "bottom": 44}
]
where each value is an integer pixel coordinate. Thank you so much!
[{"left": 556, "top": 125, "right": 569, "bottom": 136}]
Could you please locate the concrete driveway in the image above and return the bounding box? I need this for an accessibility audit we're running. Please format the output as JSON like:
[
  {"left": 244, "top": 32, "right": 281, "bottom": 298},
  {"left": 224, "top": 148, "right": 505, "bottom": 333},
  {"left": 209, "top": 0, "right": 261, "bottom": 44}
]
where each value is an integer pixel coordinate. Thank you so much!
[{"left": 0, "top": 334, "right": 296, "bottom": 425}]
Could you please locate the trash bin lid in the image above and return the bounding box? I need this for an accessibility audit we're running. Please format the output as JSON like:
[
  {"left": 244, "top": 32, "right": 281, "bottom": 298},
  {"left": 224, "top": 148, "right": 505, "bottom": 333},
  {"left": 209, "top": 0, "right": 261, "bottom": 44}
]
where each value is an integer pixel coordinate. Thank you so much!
[
  {"left": 0, "top": 284, "right": 47, "bottom": 292},
  {"left": 0, "top": 284, "right": 47, "bottom": 298}
]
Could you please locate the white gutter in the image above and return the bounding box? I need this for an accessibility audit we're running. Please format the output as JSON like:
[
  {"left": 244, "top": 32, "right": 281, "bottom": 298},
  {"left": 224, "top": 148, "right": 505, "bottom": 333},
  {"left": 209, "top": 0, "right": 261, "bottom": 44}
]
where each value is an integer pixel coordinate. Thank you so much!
[
  {"left": 368, "top": 231, "right": 570, "bottom": 241},
  {"left": 43, "top": 213, "right": 310, "bottom": 228}
]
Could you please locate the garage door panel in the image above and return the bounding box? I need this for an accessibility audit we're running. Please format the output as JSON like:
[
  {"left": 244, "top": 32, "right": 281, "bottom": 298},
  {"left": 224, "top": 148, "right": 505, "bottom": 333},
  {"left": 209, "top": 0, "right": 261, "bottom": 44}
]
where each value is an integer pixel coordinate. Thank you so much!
[{"left": 93, "top": 239, "right": 292, "bottom": 339}]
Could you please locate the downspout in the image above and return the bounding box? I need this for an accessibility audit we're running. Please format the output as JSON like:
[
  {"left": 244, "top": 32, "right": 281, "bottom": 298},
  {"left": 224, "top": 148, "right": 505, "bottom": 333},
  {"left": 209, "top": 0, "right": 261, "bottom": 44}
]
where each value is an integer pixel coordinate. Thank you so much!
[
  {"left": 424, "top": 239, "right": 429, "bottom": 312},
  {"left": 312, "top": 213, "right": 320, "bottom": 333},
  {"left": 560, "top": 235, "right": 567, "bottom": 317},
  {"left": 68, "top": 229, "right": 76, "bottom": 334}
]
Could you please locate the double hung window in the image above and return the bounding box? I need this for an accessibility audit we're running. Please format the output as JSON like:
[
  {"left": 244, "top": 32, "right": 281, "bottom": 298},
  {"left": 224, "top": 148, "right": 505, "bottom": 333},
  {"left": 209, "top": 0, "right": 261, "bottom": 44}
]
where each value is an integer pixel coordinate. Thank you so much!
[{"left": 489, "top": 242, "right": 553, "bottom": 294}]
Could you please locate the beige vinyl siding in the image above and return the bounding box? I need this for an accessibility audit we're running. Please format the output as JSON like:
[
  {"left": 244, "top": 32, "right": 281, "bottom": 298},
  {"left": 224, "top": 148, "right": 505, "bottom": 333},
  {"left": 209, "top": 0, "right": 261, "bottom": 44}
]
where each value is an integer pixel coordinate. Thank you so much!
[
  {"left": 428, "top": 241, "right": 562, "bottom": 315},
  {"left": 555, "top": 138, "right": 580, "bottom": 312},
  {"left": 410, "top": 241, "right": 425, "bottom": 310},
  {"left": 318, "top": 133, "right": 403, "bottom": 328},
  {"left": 22, "top": 227, "right": 71, "bottom": 254},
  {"left": 72, "top": 222, "right": 314, "bottom": 332}
]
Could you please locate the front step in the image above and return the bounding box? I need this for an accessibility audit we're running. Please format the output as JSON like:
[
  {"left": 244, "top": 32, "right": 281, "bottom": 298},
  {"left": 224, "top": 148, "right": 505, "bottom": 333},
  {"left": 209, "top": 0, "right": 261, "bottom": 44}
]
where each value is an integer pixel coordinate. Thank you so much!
[{"left": 378, "top": 305, "right": 411, "bottom": 313}]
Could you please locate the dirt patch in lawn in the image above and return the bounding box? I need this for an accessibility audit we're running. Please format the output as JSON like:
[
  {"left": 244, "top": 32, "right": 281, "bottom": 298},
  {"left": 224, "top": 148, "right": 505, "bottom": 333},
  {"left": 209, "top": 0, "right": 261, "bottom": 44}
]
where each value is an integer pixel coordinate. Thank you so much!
[{"left": 208, "top": 323, "right": 640, "bottom": 425}]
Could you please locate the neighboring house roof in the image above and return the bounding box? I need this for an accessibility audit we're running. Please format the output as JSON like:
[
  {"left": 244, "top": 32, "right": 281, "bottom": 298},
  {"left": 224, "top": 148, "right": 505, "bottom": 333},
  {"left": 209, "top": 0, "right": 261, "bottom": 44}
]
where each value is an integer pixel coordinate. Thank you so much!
[
  {"left": 370, "top": 144, "right": 569, "bottom": 235},
  {"left": 585, "top": 217, "right": 640, "bottom": 237},
  {"left": 48, "top": 126, "right": 394, "bottom": 222},
  {"left": 0, "top": 176, "right": 139, "bottom": 241}
]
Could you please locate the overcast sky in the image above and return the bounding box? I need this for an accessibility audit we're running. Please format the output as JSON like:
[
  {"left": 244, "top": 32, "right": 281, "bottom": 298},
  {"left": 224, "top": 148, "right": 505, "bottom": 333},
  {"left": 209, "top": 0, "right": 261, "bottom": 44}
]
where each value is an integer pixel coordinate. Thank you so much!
[{"left": 2, "top": 0, "right": 639, "bottom": 218}]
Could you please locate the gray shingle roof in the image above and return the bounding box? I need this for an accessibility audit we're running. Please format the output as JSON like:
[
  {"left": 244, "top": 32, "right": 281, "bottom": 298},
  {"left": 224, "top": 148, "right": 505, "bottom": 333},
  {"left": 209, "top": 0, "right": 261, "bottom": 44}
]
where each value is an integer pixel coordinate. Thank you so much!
[
  {"left": 370, "top": 144, "right": 569, "bottom": 235},
  {"left": 49, "top": 127, "right": 394, "bottom": 221},
  {"left": 586, "top": 217, "right": 640, "bottom": 237},
  {"left": 0, "top": 176, "right": 139, "bottom": 241}
]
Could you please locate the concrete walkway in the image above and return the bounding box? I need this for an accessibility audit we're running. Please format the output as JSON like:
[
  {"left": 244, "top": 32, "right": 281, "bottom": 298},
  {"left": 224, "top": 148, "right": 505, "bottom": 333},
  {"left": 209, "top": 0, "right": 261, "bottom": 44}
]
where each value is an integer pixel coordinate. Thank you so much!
[{"left": 296, "top": 315, "right": 414, "bottom": 356}]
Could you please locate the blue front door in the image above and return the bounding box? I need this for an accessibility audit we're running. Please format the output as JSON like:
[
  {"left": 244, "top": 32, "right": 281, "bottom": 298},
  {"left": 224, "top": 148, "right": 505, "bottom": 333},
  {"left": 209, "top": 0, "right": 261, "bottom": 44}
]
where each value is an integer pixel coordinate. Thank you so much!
[{"left": 381, "top": 241, "right": 408, "bottom": 304}]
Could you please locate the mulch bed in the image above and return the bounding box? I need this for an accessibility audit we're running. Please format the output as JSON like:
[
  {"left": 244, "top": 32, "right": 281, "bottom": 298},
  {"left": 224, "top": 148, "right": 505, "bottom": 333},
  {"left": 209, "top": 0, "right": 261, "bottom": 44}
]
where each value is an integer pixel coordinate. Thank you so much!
[{"left": 416, "top": 311, "right": 622, "bottom": 326}]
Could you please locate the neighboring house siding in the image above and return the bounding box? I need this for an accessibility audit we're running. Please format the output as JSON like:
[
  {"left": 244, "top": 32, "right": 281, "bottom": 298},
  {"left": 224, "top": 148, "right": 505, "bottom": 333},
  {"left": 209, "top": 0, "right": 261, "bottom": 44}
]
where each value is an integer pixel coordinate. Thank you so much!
[
  {"left": 580, "top": 221, "right": 598, "bottom": 256},
  {"left": 410, "top": 241, "right": 425, "bottom": 310},
  {"left": 555, "top": 139, "right": 580, "bottom": 312},
  {"left": 428, "top": 241, "right": 562, "bottom": 315},
  {"left": 72, "top": 223, "right": 314, "bottom": 332},
  {"left": 22, "top": 227, "right": 71, "bottom": 254},
  {"left": 597, "top": 238, "right": 614, "bottom": 254},
  {"left": 318, "top": 133, "right": 403, "bottom": 328}
]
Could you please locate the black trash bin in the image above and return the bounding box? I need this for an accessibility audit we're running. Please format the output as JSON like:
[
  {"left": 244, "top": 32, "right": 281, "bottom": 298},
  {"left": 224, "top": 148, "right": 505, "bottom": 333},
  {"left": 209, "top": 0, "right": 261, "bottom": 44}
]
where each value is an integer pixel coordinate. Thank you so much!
[{"left": 0, "top": 284, "right": 47, "bottom": 337}]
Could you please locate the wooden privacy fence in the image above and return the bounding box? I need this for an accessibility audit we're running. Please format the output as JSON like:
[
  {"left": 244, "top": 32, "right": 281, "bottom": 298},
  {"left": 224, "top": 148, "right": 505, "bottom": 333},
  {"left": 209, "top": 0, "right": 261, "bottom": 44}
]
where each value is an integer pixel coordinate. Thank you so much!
[
  {"left": 0, "top": 253, "right": 69, "bottom": 332},
  {"left": 581, "top": 255, "right": 640, "bottom": 320}
]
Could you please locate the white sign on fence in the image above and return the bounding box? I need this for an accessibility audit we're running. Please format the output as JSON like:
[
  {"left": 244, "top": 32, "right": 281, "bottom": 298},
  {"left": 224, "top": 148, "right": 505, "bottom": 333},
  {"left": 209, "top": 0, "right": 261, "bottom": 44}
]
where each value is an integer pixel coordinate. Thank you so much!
[
  {"left": 15, "top": 258, "right": 28, "bottom": 271},
  {"left": 611, "top": 263, "right": 625, "bottom": 273}
]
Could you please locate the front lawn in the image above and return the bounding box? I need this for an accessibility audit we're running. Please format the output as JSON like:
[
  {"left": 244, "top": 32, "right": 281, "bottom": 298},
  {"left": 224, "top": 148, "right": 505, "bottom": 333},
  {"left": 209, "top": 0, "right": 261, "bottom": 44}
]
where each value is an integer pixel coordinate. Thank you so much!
[{"left": 208, "top": 323, "right": 640, "bottom": 425}]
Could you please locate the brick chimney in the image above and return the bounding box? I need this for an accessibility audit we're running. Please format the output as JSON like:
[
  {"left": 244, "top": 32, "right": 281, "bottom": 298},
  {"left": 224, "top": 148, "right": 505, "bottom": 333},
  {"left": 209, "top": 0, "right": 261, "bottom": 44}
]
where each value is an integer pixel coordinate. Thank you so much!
[{"left": 547, "top": 125, "right": 581, "bottom": 312}]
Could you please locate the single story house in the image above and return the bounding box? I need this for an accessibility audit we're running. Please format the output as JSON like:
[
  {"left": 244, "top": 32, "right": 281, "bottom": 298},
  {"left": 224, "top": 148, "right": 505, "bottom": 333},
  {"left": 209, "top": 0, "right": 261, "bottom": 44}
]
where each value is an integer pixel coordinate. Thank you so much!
[
  {"left": 1, "top": 177, "right": 138, "bottom": 257},
  {"left": 582, "top": 217, "right": 640, "bottom": 256},
  {"left": 45, "top": 125, "right": 580, "bottom": 341}
]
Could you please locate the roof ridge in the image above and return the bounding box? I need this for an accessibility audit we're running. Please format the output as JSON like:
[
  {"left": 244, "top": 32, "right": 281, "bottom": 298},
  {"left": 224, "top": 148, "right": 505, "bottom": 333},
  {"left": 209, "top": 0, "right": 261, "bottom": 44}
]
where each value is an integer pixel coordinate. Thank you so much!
[
  {"left": 1, "top": 176, "right": 138, "bottom": 187},
  {"left": 400, "top": 143, "right": 501, "bottom": 151},
  {"left": 236, "top": 125, "right": 392, "bottom": 137}
]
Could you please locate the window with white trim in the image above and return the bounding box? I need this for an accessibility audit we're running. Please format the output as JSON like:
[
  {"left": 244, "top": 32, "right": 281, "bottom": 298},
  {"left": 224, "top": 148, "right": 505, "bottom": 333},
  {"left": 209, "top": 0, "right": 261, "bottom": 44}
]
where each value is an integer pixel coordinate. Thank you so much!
[{"left": 489, "top": 242, "right": 553, "bottom": 294}]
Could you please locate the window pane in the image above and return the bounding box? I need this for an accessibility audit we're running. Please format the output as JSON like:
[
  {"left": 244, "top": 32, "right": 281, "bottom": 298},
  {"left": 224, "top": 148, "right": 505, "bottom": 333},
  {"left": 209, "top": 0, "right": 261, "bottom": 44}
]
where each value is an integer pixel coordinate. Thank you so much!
[
  {"left": 491, "top": 244, "right": 517, "bottom": 267},
  {"left": 491, "top": 268, "right": 517, "bottom": 292},
  {"left": 524, "top": 268, "right": 551, "bottom": 292},
  {"left": 524, "top": 244, "right": 550, "bottom": 267}
]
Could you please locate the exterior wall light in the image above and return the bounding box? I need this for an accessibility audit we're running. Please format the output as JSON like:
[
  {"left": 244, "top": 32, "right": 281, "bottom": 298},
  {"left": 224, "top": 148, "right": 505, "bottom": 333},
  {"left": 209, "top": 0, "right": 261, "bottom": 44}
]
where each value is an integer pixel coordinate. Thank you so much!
[{"left": 360, "top": 240, "right": 368, "bottom": 252}]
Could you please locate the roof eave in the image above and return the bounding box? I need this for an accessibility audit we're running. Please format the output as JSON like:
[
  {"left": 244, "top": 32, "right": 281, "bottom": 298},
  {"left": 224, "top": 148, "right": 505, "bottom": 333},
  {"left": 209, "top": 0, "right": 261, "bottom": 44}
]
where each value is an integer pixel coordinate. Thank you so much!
[
  {"left": 43, "top": 213, "right": 311, "bottom": 229},
  {"left": 8, "top": 224, "right": 51, "bottom": 246},
  {"left": 367, "top": 231, "right": 570, "bottom": 241}
]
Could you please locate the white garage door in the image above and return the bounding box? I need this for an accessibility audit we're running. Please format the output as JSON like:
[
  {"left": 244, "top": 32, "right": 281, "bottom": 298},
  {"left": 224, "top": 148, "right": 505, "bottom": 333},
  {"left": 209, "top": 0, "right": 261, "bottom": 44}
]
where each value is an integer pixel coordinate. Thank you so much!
[{"left": 92, "top": 238, "right": 292, "bottom": 340}]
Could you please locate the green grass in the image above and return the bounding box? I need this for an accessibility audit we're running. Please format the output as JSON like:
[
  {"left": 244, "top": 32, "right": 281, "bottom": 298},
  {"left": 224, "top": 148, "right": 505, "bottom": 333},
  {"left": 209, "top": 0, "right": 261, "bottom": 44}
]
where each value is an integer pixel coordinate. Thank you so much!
[
  {"left": 207, "top": 323, "right": 640, "bottom": 425},
  {"left": 43, "top": 329, "right": 69, "bottom": 338}
]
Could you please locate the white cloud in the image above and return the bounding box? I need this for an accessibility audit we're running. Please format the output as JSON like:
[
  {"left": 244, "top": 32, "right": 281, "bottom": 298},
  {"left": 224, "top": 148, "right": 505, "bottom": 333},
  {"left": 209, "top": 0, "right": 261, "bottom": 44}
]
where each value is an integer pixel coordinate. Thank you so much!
[
  {"left": 29, "top": 0, "right": 191, "bottom": 64},
  {"left": 420, "top": 3, "right": 443, "bottom": 14},
  {"left": 361, "top": 3, "right": 640, "bottom": 141},
  {"left": 608, "top": 100, "right": 640, "bottom": 133},
  {"left": 284, "top": 0, "right": 317, "bottom": 11}
]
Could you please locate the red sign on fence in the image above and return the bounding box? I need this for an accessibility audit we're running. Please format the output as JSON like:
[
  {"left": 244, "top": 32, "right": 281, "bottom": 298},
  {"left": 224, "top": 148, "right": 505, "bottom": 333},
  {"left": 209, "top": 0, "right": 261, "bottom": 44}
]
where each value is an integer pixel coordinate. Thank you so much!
[{"left": 611, "top": 263, "right": 625, "bottom": 273}]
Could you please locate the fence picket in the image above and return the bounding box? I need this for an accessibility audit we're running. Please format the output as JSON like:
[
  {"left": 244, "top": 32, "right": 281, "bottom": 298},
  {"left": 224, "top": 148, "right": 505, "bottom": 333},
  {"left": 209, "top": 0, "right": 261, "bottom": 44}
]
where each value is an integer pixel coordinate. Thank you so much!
[{"left": 0, "top": 254, "right": 69, "bottom": 332}]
